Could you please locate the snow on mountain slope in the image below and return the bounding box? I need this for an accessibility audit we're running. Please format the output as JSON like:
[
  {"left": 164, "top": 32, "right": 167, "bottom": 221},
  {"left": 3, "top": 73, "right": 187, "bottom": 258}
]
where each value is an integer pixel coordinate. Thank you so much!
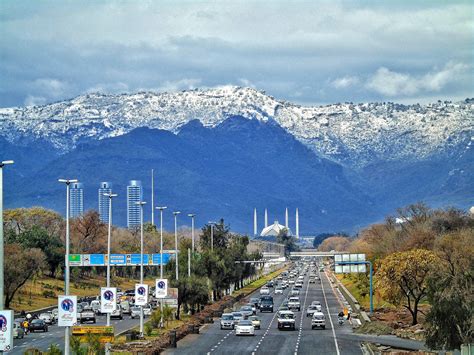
[{"left": 0, "top": 86, "right": 472, "bottom": 168}]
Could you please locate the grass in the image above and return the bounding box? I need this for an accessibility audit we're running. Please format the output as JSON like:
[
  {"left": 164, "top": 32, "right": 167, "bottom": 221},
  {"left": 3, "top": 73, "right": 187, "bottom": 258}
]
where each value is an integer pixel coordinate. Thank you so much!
[
  {"left": 10, "top": 275, "right": 156, "bottom": 312},
  {"left": 335, "top": 274, "right": 391, "bottom": 310},
  {"left": 232, "top": 267, "right": 288, "bottom": 298}
]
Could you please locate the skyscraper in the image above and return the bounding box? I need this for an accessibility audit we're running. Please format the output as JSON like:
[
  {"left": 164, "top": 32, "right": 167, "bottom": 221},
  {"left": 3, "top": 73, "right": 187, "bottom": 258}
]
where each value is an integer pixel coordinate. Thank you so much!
[
  {"left": 98, "top": 182, "right": 112, "bottom": 223},
  {"left": 70, "top": 182, "right": 84, "bottom": 218},
  {"left": 127, "top": 180, "right": 142, "bottom": 228}
]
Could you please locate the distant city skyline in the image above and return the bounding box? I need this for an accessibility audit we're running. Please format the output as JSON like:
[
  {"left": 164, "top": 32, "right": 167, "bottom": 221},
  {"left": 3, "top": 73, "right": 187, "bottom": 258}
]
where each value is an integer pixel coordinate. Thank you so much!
[{"left": 1, "top": 1, "right": 472, "bottom": 108}]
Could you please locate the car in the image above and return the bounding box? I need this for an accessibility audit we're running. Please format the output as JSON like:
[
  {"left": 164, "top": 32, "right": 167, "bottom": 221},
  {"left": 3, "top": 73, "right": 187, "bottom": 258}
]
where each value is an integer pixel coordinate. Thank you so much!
[
  {"left": 220, "top": 313, "right": 235, "bottom": 330},
  {"left": 111, "top": 307, "right": 123, "bottom": 320},
  {"left": 260, "top": 287, "right": 270, "bottom": 295},
  {"left": 90, "top": 300, "right": 102, "bottom": 315},
  {"left": 80, "top": 301, "right": 89, "bottom": 309},
  {"left": 245, "top": 303, "right": 257, "bottom": 314},
  {"left": 288, "top": 280, "right": 295, "bottom": 285},
  {"left": 277, "top": 310, "right": 296, "bottom": 330},
  {"left": 29, "top": 319, "right": 48, "bottom": 333},
  {"left": 143, "top": 305, "right": 152, "bottom": 317},
  {"left": 121, "top": 300, "right": 132, "bottom": 315},
  {"left": 79, "top": 309, "right": 96, "bottom": 324},
  {"left": 290, "top": 289, "right": 300, "bottom": 296},
  {"left": 232, "top": 312, "right": 245, "bottom": 323},
  {"left": 249, "top": 316, "right": 261, "bottom": 330},
  {"left": 259, "top": 296, "right": 274, "bottom": 313},
  {"left": 281, "top": 281, "right": 288, "bottom": 289},
  {"left": 124, "top": 289, "right": 135, "bottom": 297},
  {"left": 130, "top": 306, "right": 141, "bottom": 319},
  {"left": 306, "top": 305, "right": 319, "bottom": 317},
  {"left": 240, "top": 306, "right": 254, "bottom": 318},
  {"left": 274, "top": 287, "right": 283, "bottom": 294},
  {"left": 235, "top": 320, "right": 255, "bottom": 336},
  {"left": 13, "top": 321, "right": 25, "bottom": 339},
  {"left": 309, "top": 278, "right": 316, "bottom": 284},
  {"left": 266, "top": 281, "right": 274, "bottom": 288},
  {"left": 288, "top": 297, "right": 301, "bottom": 311},
  {"left": 51, "top": 309, "right": 58, "bottom": 322},
  {"left": 311, "top": 301, "right": 322, "bottom": 311},
  {"left": 279, "top": 305, "right": 290, "bottom": 312},
  {"left": 39, "top": 312, "right": 53, "bottom": 325},
  {"left": 311, "top": 312, "right": 326, "bottom": 329},
  {"left": 294, "top": 281, "right": 303, "bottom": 289}
]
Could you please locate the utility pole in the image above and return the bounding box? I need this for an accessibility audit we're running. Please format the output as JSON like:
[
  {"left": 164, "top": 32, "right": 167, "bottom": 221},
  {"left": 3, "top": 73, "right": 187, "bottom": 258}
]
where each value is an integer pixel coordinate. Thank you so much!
[
  {"left": 188, "top": 248, "right": 191, "bottom": 277},
  {"left": 188, "top": 214, "right": 195, "bottom": 253},
  {"left": 173, "top": 211, "right": 181, "bottom": 280},
  {"left": 151, "top": 169, "right": 155, "bottom": 226},
  {"left": 135, "top": 201, "right": 146, "bottom": 337}
]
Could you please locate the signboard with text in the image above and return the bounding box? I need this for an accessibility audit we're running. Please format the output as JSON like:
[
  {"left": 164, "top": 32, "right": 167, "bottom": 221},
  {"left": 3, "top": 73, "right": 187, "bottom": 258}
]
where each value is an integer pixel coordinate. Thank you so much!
[
  {"left": 58, "top": 295, "right": 77, "bottom": 327},
  {"left": 67, "top": 253, "right": 172, "bottom": 266},
  {"left": 334, "top": 253, "right": 366, "bottom": 273},
  {"left": 155, "top": 279, "right": 168, "bottom": 299},
  {"left": 135, "top": 284, "right": 149, "bottom": 306},
  {"left": 100, "top": 287, "right": 117, "bottom": 313},
  {"left": 0, "top": 310, "right": 13, "bottom": 352}
]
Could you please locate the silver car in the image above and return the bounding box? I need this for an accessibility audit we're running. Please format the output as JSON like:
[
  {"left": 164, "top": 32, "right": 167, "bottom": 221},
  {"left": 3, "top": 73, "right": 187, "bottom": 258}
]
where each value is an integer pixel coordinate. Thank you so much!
[
  {"left": 239, "top": 306, "right": 253, "bottom": 318},
  {"left": 39, "top": 312, "right": 53, "bottom": 325},
  {"left": 220, "top": 313, "right": 235, "bottom": 330},
  {"left": 13, "top": 321, "right": 25, "bottom": 339},
  {"left": 130, "top": 306, "right": 141, "bottom": 319}
]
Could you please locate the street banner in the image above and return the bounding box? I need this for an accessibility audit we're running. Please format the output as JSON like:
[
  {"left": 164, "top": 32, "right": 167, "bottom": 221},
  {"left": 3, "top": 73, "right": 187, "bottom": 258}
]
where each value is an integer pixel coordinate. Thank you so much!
[
  {"left": 58, "top": 295, "right": 77, "bottom": 327},
  {"left": 155, "top": 279, "right": 168, "bottom": 299},
  {"left": 135, "top": 284, "right": 149, "bottom": 306},
  {"left": 100, "top": 287, "right": 117, "bottom": 313},
  {"left": 0, "top": 310, "right": 13, "bottom": 352}
]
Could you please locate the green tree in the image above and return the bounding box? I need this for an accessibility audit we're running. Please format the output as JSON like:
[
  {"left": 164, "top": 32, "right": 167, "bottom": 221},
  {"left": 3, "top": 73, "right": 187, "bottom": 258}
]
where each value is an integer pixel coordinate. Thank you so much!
[
  {"left": 375, "top": 249, "right": 438, "bottom": 325},
  {"left": 277, "top": 228, "right": 299, "bottom": 256}
]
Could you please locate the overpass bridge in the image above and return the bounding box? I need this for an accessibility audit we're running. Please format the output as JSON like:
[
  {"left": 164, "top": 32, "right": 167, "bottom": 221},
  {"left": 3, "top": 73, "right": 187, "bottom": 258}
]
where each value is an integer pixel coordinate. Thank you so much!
[{"left": 289, "top": 249, "right": 348, "bottom": 257}]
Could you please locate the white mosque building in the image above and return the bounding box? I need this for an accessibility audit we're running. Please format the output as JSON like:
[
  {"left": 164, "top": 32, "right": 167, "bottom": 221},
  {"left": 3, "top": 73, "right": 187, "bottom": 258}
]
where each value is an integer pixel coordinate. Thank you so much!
[{"left": 254, "top": 207, "right": 300, "bottom": 238}]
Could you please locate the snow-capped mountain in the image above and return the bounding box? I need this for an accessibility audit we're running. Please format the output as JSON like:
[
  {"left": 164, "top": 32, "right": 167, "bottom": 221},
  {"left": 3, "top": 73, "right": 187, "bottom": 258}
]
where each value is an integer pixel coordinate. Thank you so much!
[{"left": 1, "top": 86, "right": 472, "bottom": 169}]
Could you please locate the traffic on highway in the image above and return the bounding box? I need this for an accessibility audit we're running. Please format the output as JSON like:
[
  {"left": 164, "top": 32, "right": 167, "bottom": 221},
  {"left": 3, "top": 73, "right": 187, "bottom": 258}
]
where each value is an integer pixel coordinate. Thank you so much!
[{"left": 163, "top": 259, "right": 360, "bottom": 355}]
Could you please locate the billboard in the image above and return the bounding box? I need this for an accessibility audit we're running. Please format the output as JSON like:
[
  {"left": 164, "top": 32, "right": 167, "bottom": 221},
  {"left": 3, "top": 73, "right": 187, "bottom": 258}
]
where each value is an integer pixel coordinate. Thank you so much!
[
  {"left": 58, "top": 295, "right": 78, "bottom": 327},
  {"left": 135, "top": 284, "right": 149, "bottom": 306},
  {"left": 0, "top": 310, "right": 13, "bottom": 352},
  {"left": 100, "top": 287, "right": 117, "bottom": 313}
]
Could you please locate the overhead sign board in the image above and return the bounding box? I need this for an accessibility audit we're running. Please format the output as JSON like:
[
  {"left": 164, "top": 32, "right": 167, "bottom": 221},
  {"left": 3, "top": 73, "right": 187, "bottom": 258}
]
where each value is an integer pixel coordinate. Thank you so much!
[
  {"left": 155, "top": 279, "right": 168, "bottom": 299},
  {"left": 135, "top": 284, "right": 149, "bottom": 306},
  {"left": 100, "top": 287, "right": 117, "bottom": 313},
  {"left": 0, "top": 310, "right": 13, "bottom": 352},
  {"left": 129, "top": 254, "right": 150, "bottom": 266},
  {"left": 334, "top": 254, "right": 366, "bottom": 273},
  {"left": 68, "top": 253, "right": 172, "bottom": 266},
  {"left": 58, "top": 295, "right": 77, "bottom": 327}
]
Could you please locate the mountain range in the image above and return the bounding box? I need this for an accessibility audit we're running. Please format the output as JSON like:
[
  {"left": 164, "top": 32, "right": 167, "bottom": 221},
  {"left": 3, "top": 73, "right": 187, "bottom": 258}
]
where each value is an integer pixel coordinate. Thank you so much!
[{"left": 0, "top": 86, "right": 472, "bottom": 234}]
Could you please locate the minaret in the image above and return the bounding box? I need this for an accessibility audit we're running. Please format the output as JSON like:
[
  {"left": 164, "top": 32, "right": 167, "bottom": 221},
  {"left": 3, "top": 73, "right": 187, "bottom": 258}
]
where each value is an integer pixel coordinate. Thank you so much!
[
  {"left": 285, "top": 207, "right": 289, "bottom": 228},
  {"left": 265, "top": 209, "right": 268, "bottom": 227},
  {"left": 296, "top": 208, "right": 299, "bottom": 239},
  {"left": 254, "top": 208, "right": 258, "bottom": 236}
]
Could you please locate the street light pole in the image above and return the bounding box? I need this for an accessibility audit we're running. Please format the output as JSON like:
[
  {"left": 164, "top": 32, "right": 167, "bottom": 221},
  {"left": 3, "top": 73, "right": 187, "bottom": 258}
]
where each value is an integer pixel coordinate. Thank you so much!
[
  {"left": 58, "top": 178, "right": 78, "bottom": 355},
  {"left": 0, "top": 160, "right": 14, "bottom": 311},
  {"left": 187, "top": 214, "right": 195, "bottom": 253},
  {"left": 135, "top": 201, "right": 146, "bottom": 337},
  {"left": 104, "top": 193, "right": 117, "bottom": 326},
  {"left": 208, "top": 221, "right": 217, "bottom": 252},
  {"left": 173, "top": 211, "right": 181, "bottom": 280},
  {"left": 155, "top": 206, "right": 167, "bottom": 328}
]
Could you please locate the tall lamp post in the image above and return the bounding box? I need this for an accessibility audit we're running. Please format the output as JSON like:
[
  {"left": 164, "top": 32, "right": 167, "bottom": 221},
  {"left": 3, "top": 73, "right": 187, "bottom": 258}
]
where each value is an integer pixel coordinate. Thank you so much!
[
  {"left": 135, "top": 201, "right": 146, "bottom": 337},
  {"left": 0, "top": 160, "right": 14, "bottom": 311},
  {"left": 58, "top": 178, "right": 79, "bottom": 355},
  {"left": 208, "top": 221, "right": 217, "bottom": 252},
  {"left": 173, "top": 211, "right": 181, "bottom": 280},
  {"left": 155, "top": 206, "right": 167, "bottom": 327},
  {"left": 187, "top": 214, "right": 195, "bottom": 253},
  {"left": 103, "top": 193, "right": 117, "bottom": 327}
]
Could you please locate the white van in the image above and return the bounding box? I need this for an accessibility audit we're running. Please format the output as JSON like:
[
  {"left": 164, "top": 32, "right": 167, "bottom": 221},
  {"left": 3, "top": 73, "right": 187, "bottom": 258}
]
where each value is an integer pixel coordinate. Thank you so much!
[{"left": 90, "top": 300, "right": 101, "bottom": 314}]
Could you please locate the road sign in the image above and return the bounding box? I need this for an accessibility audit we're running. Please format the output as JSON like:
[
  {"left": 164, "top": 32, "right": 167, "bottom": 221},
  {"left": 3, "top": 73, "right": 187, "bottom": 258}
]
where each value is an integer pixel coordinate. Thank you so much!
[
  {"left": 89, "top": 254, "right": 105, "bottom": 266},
  {"left": 155, "top": 279, "right": 168, "bottom": 299},
  {"left": 135, "top": 284, "right": 149, "bottom": 306},
  {"left": 100, "top": 287, "right": 117, "bottom": 313},
  {"left": 129, "top": 254, "right": 149, "bottom": 265},
  {"left": 152, "top": 253, "right": 170, "bottom": 264},
  {"left": 72, "top": 325, "right": 114, "bottom": 343},
  {"left": 68, "top": 254, "right": 82, "bottom": 266},
  {"left": 334, "top": 254, "right": 366, "bottom": 273},
  {"left": 109, "top": 254, "right": 126, "bottom": 265},
  {"left": 58, "top": 295, "right": 77, "bottom": 327},
  {"left": 0, "top": 310, "right": 13, "bottom": 352}
]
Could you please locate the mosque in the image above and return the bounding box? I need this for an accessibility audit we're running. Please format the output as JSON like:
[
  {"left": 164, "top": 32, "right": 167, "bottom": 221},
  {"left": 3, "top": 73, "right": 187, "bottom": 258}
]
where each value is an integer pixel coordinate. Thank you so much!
[{"left": 254, "top": 208, "right": 300, "bottom": 238}]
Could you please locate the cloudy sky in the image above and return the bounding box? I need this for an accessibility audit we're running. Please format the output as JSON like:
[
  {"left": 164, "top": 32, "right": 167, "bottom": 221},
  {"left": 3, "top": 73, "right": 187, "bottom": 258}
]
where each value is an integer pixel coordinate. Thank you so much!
[{"left": 1, "top": 0, "right": 472, "bottom": 107}]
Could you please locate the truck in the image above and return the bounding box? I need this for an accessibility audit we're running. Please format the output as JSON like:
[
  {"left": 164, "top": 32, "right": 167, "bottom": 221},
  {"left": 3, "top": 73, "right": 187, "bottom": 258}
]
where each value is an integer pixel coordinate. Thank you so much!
[{"left": 259, "top": 295, "right": 274, "bottom": 313}]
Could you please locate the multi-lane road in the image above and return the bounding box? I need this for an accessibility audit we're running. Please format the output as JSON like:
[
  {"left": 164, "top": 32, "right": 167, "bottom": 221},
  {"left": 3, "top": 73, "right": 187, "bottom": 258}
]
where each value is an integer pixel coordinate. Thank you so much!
[
  {"left": 164, "top": 268, "right": 361, "bottom": 355},
  {"left": 10, "top": 311, "right": 141, "bottom": 353}
]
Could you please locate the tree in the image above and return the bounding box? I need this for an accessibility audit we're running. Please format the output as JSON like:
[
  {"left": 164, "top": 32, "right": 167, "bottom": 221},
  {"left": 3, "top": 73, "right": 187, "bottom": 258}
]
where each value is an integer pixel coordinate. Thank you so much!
[
  {"left": 4, "top": 244, "right": 45, "bottom": 308},
  {"left": 71, "top": 210, "right": 107, "bottom": 254},
  {"left": 317, "top": 236, "right": 351, "bottom": 252},
  {"left": 375, "top": 249, "right": 438, "bottom": 325},
  {"left": 424, "top": 229, "right": 474, "bottom": 350},
  {"left": 276, "top": 228, "right": 298, "bottom": 257}
]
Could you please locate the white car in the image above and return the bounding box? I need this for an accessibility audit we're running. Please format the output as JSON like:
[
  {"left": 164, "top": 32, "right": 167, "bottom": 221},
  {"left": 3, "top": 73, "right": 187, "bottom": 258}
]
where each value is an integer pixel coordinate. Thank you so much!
[
  {"left": 311, "top": 301, "right": 322, "bottom": 311},
  {"left": 235, "top": 320, "right": 255, "bottom": 336},
  {"left": 311, "top": 312, "right": 326, "bottom": 329},
  {"left": 39, "top": 312, "right": 53, "bottom": 325},
  {"left": 306, "top": 305, "right": 319, "bottom": 317},
  {"left": 220, "top": 313, "right": 235, "bottom": 330},
  {"left": 130, "top": 306, "right": 141, "bottom": 319},
  {"left": 260, "top": 287, "right": 270, "bottom": 295},
  {"left": 277, "top": 310, "right": 296, "bottom": 330},
  {"left": 232, "top": 312, "right": 245, "bottom": 323},
  {"left": 290, "top": 289, "right": 300, "bottom": 296},
  {"left": 143, "top": 305, "right": 152, "bottom": 317},
  {"left": 274, "top": 287, "right": 283, "bottom": 295}
]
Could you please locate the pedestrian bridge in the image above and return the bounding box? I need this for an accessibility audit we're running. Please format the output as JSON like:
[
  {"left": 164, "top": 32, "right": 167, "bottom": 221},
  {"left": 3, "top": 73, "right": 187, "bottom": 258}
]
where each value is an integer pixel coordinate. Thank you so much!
[{"left": 289, "top": 249, "right": 348, "bottom": 257}]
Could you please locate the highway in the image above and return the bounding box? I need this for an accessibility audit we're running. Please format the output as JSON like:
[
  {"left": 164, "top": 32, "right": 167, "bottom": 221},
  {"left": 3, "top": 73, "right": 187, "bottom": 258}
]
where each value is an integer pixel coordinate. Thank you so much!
[
  {"left": 164, "top": 268, "right": 362, "bottom": 355},
  {"left": 10, "top": 312, "right": 140, "bottom": 353}
]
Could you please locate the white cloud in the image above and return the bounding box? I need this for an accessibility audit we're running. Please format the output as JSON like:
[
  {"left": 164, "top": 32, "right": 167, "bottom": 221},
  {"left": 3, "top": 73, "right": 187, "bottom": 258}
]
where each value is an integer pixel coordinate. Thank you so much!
[
  {"left": 157, "top": 78, "right": 202, "bottom": 93},
  {"left": 30, "top": 78, "right": 69, "bottom": 98},
  {"left": 366, "top": 62, "right": 469, "bottom": 97},
  {"left": 24, "top": 95, "right": 47, "bottom": 106},
  {"left": 331, "top": 76, "right": 359, "bottom": 89}
]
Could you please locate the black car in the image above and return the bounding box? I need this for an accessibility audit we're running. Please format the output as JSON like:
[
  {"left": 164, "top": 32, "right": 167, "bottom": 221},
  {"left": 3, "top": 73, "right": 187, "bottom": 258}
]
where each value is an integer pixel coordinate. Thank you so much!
[
  {"left": 260, "top": 295, "right": 274, "bottom": 313},
  {"left": 29, "top": 319, "right": 48, "bottom": 332}
]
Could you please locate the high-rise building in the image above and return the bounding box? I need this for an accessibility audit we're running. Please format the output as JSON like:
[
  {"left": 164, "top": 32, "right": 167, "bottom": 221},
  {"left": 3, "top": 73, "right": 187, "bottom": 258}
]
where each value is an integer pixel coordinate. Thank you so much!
[
  {"left": 98, "top": 182, "right": 112, "bottom": 223},
  {"left": 70, "top": 182, "right": 84, "bottom": 218},
  {"left": 127, "top": 180, "right": 142, "bottom": 228}
]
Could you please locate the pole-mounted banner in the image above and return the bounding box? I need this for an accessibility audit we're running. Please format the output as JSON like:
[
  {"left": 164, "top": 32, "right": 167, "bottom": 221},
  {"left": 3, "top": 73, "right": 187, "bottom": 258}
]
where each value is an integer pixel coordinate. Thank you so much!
[
  {"left": 155, "top": 279, "right": 168, "bottom": 299},
  {"left": 100, "top": 287, "right": 117, "bottom": 313},
  {"left": 135, "top": 284, "right": 149, "bottom": 306},
  {"left": 0, "top": 310, "right": 13, "bottom": 352},
  {"left": 58, "top": 295, "right": 77, "bottom": 327}
]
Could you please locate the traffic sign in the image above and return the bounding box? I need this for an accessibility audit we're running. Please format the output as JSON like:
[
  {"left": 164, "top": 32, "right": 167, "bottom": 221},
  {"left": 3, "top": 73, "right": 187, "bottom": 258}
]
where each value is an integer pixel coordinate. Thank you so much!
[
  {"left": 334, "top": 254, "right": 366, "bottom": 273},
  {"left": 100, "top": 287, "right": 117, "bottom": 313},
  {"left": 0, "top": 310, "right": 13, "bottom": 352},
  {"left": 109, "top": 254, "right": 126, "bottom": 265},
  {"left": 68, "top": 253, "right": 172, "bottom": 267},
  {"left": 58, "top": 295, "right": 77, "bottom": 327},
  {"left": 68, "top": 254, "right": 82, "bottom": 266},
  {"left": 156, "top": 279, "right": 168, "bottom": 299},
  {"left": 89, "top": 254, "right": 105, "bottom": 266}
]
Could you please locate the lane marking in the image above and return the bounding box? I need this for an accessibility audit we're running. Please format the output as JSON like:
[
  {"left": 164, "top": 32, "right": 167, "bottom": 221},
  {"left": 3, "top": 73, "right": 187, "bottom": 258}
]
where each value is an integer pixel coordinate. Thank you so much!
[
  {"left": 321, "top": 270, "right": 341, "bottom": 355},
  {"left": 295, "top": 270, "right": 310, "bottom": 354}
]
